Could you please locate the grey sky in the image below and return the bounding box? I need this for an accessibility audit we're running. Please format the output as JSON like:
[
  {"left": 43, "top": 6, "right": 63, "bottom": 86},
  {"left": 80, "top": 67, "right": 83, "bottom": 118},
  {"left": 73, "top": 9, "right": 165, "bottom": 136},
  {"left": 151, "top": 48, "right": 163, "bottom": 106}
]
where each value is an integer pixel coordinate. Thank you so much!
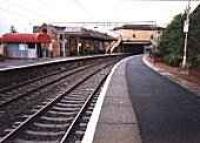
[{"left": 0, "top": 0, "right": 199, "bottom": 34}]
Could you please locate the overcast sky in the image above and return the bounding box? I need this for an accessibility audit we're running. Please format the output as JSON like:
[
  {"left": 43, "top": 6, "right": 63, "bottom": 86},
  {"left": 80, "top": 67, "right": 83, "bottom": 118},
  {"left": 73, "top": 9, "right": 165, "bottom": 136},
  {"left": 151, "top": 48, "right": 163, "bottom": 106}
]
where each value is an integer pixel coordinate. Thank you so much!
[{"left": 0, "top": 0, "right": 199, "bottom": 35}]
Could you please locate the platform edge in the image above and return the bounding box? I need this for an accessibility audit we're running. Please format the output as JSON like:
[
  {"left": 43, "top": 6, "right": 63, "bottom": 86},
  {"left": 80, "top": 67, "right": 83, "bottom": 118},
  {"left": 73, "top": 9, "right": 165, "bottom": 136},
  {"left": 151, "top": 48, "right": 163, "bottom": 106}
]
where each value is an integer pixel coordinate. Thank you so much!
[{"left": 81, "top": 57, "right": 127, "bottom": 143}]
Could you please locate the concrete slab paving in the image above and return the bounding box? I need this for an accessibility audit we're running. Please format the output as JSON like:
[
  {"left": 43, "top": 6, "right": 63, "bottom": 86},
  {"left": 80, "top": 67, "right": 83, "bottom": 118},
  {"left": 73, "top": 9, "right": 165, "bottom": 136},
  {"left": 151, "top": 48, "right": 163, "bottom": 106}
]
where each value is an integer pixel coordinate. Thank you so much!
[
  {"left": 94, "top": 124, "right": 140, "bottom": 143},
  {"left": 92, "top": 57, "right": 142, "bottom": 143},
  {"left": 99, "top": 101, "right": 137, "bottom": 124},
  {"left": 103, "top": 96, "right": 132, "bottom": 105}
]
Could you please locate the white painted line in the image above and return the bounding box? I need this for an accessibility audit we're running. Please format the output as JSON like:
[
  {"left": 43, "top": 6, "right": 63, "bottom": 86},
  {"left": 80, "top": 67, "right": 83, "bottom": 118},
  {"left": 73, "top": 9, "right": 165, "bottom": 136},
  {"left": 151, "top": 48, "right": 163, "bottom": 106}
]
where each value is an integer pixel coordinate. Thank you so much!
[
  {"left": 81, "top": 57, "right": 129, "bottom": 143},
  {"left": 143, "top": 55, "right": 173, "bottom": 76},
  {"left": 143, "top": 55, "right": 178, "bottom": 79},
  {"left": 142, "top": 55, "right": 160, "bottom": 72}
]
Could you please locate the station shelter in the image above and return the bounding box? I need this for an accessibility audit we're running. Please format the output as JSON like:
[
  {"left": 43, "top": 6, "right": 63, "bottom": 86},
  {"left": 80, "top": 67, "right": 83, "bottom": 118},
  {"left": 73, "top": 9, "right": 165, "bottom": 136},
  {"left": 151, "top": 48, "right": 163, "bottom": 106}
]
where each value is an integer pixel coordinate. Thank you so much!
[{"left": 1, "top": 33, "right": 51, "bottom": 59}]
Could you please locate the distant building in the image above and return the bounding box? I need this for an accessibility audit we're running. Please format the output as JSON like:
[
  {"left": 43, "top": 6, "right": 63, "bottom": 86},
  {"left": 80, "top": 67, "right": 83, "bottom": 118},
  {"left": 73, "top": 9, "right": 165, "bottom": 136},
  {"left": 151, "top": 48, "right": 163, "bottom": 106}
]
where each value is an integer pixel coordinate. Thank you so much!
[
  {"left": 113, "top": 24, "right": 164, "bottom": 54},
  {"left": 1, "top": 33, "right": 51, "bottom": 58},
  {"left": 64, "top": 27, "right": 115, "bottom": 56},
  {"left": 113, "top": 24, "right": 164, "bottom": 43},
  {"left": 33, "top": 24, "right": 116, "bottom": 56}
]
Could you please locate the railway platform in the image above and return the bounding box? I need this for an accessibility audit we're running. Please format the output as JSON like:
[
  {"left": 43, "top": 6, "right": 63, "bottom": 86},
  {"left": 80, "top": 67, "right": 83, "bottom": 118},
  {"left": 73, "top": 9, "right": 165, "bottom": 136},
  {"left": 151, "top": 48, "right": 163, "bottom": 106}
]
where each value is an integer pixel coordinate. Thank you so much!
[
  {"left": 82, "top": 56, "right": 142, "bottom": 143},
  {"left": 0, "top": 58, "right": 40, "bottom": 69},
  {"left": 83, "top": 55, "right": 200, "bottom": 143},
  {"left": 0, "top": 56, "right": 94, "bottom": 71},
  {"left": 0, "top": 54, "right": 123, "bottom": 71},
  {"left": 0, "top": 57, "right": 69, "bottom": 70}
]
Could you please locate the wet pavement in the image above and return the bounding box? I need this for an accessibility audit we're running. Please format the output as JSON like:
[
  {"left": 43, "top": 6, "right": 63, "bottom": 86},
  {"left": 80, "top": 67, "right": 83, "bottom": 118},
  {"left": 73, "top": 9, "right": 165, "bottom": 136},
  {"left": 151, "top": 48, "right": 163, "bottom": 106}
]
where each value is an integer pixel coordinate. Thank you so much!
[{"left": 126, "top": 55, "right": 200, "bottom": 143}]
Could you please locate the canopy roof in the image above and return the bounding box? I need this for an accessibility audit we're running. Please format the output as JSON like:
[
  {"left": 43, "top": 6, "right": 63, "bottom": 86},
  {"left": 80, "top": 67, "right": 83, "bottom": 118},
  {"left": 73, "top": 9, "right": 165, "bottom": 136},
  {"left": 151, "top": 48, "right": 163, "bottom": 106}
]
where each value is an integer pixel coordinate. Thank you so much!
[{"left": 2, "top": 33, "right": 51, "bottom": 43}]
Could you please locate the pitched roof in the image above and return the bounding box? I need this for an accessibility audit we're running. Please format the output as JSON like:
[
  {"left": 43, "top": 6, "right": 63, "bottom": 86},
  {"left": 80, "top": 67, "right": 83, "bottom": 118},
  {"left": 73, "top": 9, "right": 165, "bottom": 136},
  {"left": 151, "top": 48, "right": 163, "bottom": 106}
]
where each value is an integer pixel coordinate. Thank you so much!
[
  {"left": 65, "top": 27, "right": 116, "bottom": 41},
  {"left": 2, "top": 33, "right": 51, "bottom": 43}
]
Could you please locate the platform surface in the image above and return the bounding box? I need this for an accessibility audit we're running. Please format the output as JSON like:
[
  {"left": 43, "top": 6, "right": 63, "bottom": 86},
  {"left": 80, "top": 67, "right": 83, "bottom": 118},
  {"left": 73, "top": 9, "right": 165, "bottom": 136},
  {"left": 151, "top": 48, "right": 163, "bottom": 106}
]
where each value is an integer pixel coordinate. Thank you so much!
[
  {"left": 85, "top": 55, "right": 200, "bottom": 143},
  {"left": 0, "top": 57, "right": 76, "bottom": 70},
  {"left": 91, "top": 56, "right": 142, "bottom": 143},
  {"left": 0, "top": 54, "right": 122, "bottom": 71},
  {"left": 126, "top": 55, "right": 200, "bottom": 143}
]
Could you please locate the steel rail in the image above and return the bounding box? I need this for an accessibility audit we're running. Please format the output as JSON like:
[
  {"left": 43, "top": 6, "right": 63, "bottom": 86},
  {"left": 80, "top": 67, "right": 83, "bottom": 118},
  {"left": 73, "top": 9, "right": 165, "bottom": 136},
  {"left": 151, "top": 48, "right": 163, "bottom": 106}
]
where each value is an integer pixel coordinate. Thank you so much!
[
  {"left": 0, "top": 64, "right": 77, "bottom": 93},
  {"left": 0, "top": 64, "right": 92, "bottom": 108},
  {"left": 0, "top": 62, "right": 113, "bottom": 143},
  {"left": 60, "top": 74, "right": 108, "bottom": 143}
]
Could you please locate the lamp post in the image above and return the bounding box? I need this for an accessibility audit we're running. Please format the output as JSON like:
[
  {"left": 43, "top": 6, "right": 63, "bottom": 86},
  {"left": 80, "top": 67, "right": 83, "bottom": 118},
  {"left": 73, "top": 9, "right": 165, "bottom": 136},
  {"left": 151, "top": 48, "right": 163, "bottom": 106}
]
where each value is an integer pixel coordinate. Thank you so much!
[{"left": 182, "top": 0, "right": 191, "bottom": 69}]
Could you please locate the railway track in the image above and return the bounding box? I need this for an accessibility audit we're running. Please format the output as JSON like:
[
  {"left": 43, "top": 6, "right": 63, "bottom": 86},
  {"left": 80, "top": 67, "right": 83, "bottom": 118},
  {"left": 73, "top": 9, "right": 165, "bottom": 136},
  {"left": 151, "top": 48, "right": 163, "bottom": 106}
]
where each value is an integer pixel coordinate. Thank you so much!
[
  {"left": 0, "top": 57, "right": 117, "bottom": 108},
  {"left": 0, "top": 61, "right": 71, "bottom": 89},
  {"left": 0, "top": 63, "right": 93, "bottom": 107},
  {"left": 0, "top": 57, "right": 105, "bottom": 89},
  {"left": 0, "top": 60, "right": 118, "bottom": 138},
  {"left": 0, "top": 60, "right": 113, "bottom": 143},
  {"left": 0, "top": 62, "right": 81, "bottom": 93},
  {"left": 0, "top": 57, "right": 119, "bottom": 108}
]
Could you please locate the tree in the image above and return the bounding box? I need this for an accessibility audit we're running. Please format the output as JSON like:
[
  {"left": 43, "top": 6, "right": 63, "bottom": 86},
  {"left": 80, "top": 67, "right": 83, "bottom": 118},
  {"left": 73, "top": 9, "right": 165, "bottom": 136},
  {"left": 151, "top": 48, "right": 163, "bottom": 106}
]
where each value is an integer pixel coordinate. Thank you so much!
[
  {"left": 10, "top": 25, "right": 17, "bottom": 33},
  {"left": 158, "top": 14, "right": 185, "bottom": 66},
  {"left": 188, "top": 5, "right": 200, "bottom": 68}
]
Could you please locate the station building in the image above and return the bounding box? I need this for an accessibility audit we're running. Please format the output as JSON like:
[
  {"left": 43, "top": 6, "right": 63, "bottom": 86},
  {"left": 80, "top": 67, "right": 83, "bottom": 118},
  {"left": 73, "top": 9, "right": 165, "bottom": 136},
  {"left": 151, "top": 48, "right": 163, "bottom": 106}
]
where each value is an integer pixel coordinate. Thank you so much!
[
  {"left": 113, "top": 24, "right": 164, "bottom": 54},
  {"left": 64, "top": 27, "right": 115, "bottom": 56},
  {"left": 0, "top": 24, "right": 116, "bottom": 59},
  {"left": 33, "top": 24, "right": 116, "bottom": 57},
  {"left": 1, "top": 33, "right": 51, "bottom": 59}
]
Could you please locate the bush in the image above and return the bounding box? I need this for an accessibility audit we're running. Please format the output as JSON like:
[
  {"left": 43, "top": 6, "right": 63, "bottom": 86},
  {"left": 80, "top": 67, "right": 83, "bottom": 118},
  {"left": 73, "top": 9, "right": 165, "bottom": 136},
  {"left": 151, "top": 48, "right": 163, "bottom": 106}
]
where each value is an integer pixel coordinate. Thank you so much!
[
  {"left": 163, "top": 53, "right": 182, "bottom": 66},
  {"left": 158, "top": 14, "right": 185, "bottom": 67},
  {"left": 188, "top": 5, "right": 200, "bottom": 68},
  {"left": 159, "top": 4, "right": 200, "bottom": 68},
  {"left": 152, "top": 49, "right": 162, "bottom": 58}
]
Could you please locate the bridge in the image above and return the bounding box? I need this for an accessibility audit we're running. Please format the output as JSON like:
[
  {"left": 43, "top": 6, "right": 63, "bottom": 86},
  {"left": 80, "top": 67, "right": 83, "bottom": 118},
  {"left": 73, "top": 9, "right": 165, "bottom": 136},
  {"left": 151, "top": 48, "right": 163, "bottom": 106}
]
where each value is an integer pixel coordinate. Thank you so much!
[{"left": 107, "top": 24, "right": 164, "bottom": 54}]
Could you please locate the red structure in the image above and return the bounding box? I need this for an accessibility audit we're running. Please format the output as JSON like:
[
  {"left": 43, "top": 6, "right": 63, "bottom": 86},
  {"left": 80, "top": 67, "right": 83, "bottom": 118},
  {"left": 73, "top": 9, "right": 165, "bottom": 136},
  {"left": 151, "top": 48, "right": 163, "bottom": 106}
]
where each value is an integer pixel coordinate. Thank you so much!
[
  {"left": 1, "top": 33, "right": 51, "bottom": 58},
  {"left": 2, "top": 33, "right": 51, "bottom": 43}
]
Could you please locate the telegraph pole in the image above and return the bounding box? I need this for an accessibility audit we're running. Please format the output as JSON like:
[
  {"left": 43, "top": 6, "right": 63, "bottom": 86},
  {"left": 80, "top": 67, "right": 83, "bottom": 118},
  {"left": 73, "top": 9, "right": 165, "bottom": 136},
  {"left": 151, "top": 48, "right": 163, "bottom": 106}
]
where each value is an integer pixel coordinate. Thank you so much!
[{"left": 182, "top": 0, "right": 191, "bottom": 69}]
